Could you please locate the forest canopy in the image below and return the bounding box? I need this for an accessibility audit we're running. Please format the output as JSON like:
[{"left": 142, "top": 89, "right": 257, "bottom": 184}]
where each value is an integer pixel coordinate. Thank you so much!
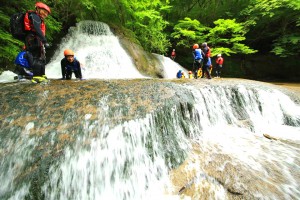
[{"left": 0, "top": 0, "right": 299, "bottom": 70}]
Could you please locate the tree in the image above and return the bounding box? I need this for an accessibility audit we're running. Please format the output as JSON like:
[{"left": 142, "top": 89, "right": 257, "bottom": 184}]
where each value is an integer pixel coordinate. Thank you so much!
[
  {"left": 208, "top": 19, "right": 257, "bottom": 56},
  {"left": 171, "top": 17, "right": 208, "bottom": 48},
  {"left": 171, "top": 18, "right": 256, "bottom": 56},
  {"left": 240, "top": 0, "right": 300, "bottom": 56}
]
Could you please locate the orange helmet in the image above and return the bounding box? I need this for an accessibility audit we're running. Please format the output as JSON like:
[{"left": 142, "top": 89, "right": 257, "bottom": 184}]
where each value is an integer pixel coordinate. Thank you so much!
[
  {"left": 193, "top": 44, "right": 199, "bottom": 49},
  {"left": 35, "top": 2, "right": 51, "bottom": 14},
  {"left": 64, "top": 49, "right": 74, "bottom": 56}
]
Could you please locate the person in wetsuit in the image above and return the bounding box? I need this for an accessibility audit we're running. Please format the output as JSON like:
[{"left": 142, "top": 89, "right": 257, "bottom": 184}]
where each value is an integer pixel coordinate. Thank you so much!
[
  {"left": 61, "top": 49, "right": 82, "bottom": 80},
  {"left": 24, "top": 2, "right": 51, "bottom": 83}
]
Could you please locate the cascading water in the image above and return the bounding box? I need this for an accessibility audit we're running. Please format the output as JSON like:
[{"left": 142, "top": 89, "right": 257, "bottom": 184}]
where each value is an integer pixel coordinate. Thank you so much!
[
  {"left": 0, "top": 79, "right": 300, "bottom": 200},
  {"left": 1, "top": 21, "right": 300, "bottom": 200},
  {"left": 153, "top": 53, "right": 188, "bottom": 79},
  {"left": 45, "top": 21, "right": 148, "bottom": 79}
]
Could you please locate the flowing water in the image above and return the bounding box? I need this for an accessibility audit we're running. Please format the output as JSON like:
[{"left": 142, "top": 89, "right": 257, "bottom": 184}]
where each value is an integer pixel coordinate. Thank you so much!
[
  {"left": 0, "top": 21, "right": 300, "bottom": 200},
  {"left": 45, "top": 21, "right": 147, "bottom": 79}
]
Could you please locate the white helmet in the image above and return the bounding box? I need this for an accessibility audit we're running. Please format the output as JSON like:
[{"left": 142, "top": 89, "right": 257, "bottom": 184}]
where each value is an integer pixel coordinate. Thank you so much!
[{"left": 217, "top": 54, "right": 221, "bottom": 57}]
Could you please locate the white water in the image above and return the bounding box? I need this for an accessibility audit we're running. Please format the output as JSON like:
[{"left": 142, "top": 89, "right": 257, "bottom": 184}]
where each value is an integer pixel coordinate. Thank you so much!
[
  {"left": 0, "top": 21, "right": 185, "bottom": 82},
  {"left": 153, "top": 53, "right": 188, "bottom": 79},
  {"left": 46, "top": 21, "right": 147, "bottom": 79},
  {"left": 1, "top": 82, "right": 300, "bottom": 199},
  {"left": 1, "top": 20, "right": 300, "bottom": 200}
]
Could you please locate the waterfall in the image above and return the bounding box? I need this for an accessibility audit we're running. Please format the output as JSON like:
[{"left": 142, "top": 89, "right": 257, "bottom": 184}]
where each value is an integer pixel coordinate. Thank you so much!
[
  {"left": 0, "top": 79, "right": 300, "bottom": 200},
  {"left": 45, "top": 21, "right": 148, "bottom": 79},
  {"left": 152, "top": 53, "right": 188, "bottom": 79},
  {"left": 1, "top": 21, "right": 300, "bottom": 200}
]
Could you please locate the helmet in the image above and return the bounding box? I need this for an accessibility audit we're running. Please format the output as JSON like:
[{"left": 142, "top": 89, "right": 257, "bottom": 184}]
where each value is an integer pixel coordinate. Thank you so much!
[
  {"left": 202, "top": 42, "right": 207, "bottom": 47},
  {"left": 193, "top": 44, "right": 199, "bottom": 49},
  {"left": 64, "top": 49, "right": 74, "bottom": 56},
  {"left": 217, "top": 54, "right": 221, "bottom": 57},
  {"left": 35, "top": 2, "right": 51, "bottom": 14},
  {"left": 188, "top": 71, "right": 192, "bottom": 74}
]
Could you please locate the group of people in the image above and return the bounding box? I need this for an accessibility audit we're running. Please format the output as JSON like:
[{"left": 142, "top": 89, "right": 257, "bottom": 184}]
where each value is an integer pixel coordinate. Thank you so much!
[
  {"left": 175, "top": 42, "right": 224, "bottom": 79},
  {"left": 13, "top": 2, "right": 82, "bottom": 83}
]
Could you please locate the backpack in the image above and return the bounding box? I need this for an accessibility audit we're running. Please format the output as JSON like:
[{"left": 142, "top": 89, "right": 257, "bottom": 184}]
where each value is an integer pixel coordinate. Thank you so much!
[{"left": 10, "top": 12, "right": 26, "bottom": 40}]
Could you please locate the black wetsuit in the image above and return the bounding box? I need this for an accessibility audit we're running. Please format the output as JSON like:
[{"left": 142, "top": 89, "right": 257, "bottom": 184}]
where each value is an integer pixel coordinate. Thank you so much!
[
  {"left": 61, "top": 58, "right": 82, "bottom": 80},
  {"left": 24, "top": 12, "right": 47, "bottom": 77}
]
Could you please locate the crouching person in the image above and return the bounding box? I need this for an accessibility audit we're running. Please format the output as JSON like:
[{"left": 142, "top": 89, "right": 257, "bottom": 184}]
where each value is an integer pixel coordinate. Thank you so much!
[
  {"left": 61, "top": 49, "right": 82, "bottom": 80},
  {"left": 14, "top": 50, "right": 34, "bottom": 80}
]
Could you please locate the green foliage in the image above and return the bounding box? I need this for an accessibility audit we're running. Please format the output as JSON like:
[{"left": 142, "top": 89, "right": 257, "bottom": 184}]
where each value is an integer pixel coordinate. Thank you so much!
[
  {"left": 120, "top": 0, "right": 171, "bottom": 53},
  {"left": 207, "top": 19, "right": 257, "bottom": 56},
  {"left": 171, "top": 17, "right": 208, "bottom": 47},
  {"left": 172, "top": 18, "right": 256, "bottom": 56},
  {"left": 272, "top": 35, "right": 300, "bottom": 57},
  {"left": 240, "top": 0, "right": 300, "bottom": 56}
]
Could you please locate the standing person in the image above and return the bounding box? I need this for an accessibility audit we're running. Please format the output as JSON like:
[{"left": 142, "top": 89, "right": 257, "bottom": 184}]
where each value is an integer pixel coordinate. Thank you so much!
[
  {"left": 202, "top": 57, "right": 212, "bottom": 79},
  {"left": 24, "top": 2, "right": 51, "bottom": 83},
  {"left": 192, "top": 43, "right": 203, "bottom": 79},
  {"left": 61, "top": 49, "right": 83, "bottom": 80},
  {"left": 171, "top": 49, "right": 176, "bottom": 60},
  {"left": 215, "top": 54, "right": 224, "bottom": 78},
  {"left": 201, "top": 42, "right": 211, "bottom": 78},
  {"left": 201, "top": 42, "right": 211, "bottom": 60}
]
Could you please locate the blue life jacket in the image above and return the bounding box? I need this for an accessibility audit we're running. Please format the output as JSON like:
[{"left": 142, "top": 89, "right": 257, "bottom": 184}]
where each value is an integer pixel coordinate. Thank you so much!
[
  {"left": 15, "top": 51, "right": 30, "bottom": 68},
  {"left": 193, "top": 49, "right": 203, "bottom": 60},
  {"left": 176, "top": 70, "right": 182, "bottom": 78}
]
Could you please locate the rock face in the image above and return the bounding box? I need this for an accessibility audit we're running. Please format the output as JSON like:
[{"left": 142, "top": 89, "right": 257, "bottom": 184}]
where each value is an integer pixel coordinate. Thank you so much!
[
  {"left": 109, "top": 24, "right": 164, "bottom": 78},
  {"left": 0, "top": 78, "right": 300, "bottom": 200}
]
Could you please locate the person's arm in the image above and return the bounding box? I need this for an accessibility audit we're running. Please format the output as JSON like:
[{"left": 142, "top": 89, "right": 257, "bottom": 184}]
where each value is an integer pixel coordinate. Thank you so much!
[
  {"left": 77, "top": 61, "right": 82, "bottom": 79},
  {"left": 30, "top": 13, "right": 47, "bottom": 44},
  {"left": 61, "top": 59, "right": 66, "bottom": 79}
]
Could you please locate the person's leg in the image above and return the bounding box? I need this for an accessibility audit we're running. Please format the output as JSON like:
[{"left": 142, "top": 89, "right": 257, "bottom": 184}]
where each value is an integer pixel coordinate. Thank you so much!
[
  {"left": 219, "top": 65, "right": 222, "bottom": 77},
  {"left": 25, "top": 35, "right": 45, "bottom": 78}
]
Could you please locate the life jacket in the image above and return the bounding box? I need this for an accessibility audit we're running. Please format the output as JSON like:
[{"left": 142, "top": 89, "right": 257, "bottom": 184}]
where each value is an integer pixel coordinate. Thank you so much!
[
  {"left": 216, "top": 57, "right": 224, "bottom": 65},
  {"left": 15, "top": 51, "right": 30, "bottom": 68},
  {"left": 24, "top": 11, "right": 46, "bottom": 36},
  {"left": 176, "top": 71, "right": 182, "bottom": 78},
  {"left": 204, "top": 46, "right": 211, "bottom": 58},
  {"left": 193, "top": 49, "right": 203, "bottom": 60},
  {"left": 171, "top": 51, "right": 176, "bottom": 56}
]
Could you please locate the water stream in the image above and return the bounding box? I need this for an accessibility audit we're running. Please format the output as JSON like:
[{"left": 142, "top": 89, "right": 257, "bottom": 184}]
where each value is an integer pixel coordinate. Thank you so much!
[{"left": 0, "top": 21, "right": 300, "bottom": 200}]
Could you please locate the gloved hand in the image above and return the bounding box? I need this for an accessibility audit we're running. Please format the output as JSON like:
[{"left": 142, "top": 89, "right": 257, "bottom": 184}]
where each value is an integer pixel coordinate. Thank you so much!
[{"left": 44, "top": 43, "right": 51, "bottom": 48}]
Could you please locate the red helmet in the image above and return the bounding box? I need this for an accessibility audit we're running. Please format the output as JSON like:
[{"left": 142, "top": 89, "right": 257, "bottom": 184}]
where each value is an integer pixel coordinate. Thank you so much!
[
  {"left": 64, "top": 49, "right": 74, "bottom": 56},
  {"left": 193, "top": 44, "right": 199, "bottom": 49},
  {"left": 35, "top": 2, "right": 51, "bottom": 14}
]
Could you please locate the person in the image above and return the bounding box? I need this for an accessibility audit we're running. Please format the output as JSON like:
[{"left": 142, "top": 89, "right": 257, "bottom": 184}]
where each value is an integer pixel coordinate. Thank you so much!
[
  {"left": 14, "top": 50, "right": 34, "bottom": 80},
  {"left": 201, "top": 42, "right": 211, "bottom": 79},
  {"left": 61, "top": 49, "right": 83, "bottom": 80},
  {"left": 171, "top": 49, "right": 176, "bottom": 60},
  {"left": 192, "top": 43, "right": 203, "bottom": 79},
  {"left": 176, "top": 70, "right": 182, "bottom": 78},
  {"left": 201, "top": 57, "right": 212, "bottom": 79},
  {"left": 24, "top": 2, "right": 51, "bottom": 83},
  {"left": 201, "top": 42, "right": 211, "bottom": 60},
  {"left": 181, "top": 71, "right": 185, "bottom": 79},
  {"left": 188, "top": 71, "right": 193, "bottom": 79},
  {"left": 215, "top": 54, "right": 224, "bottom": 78}
]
